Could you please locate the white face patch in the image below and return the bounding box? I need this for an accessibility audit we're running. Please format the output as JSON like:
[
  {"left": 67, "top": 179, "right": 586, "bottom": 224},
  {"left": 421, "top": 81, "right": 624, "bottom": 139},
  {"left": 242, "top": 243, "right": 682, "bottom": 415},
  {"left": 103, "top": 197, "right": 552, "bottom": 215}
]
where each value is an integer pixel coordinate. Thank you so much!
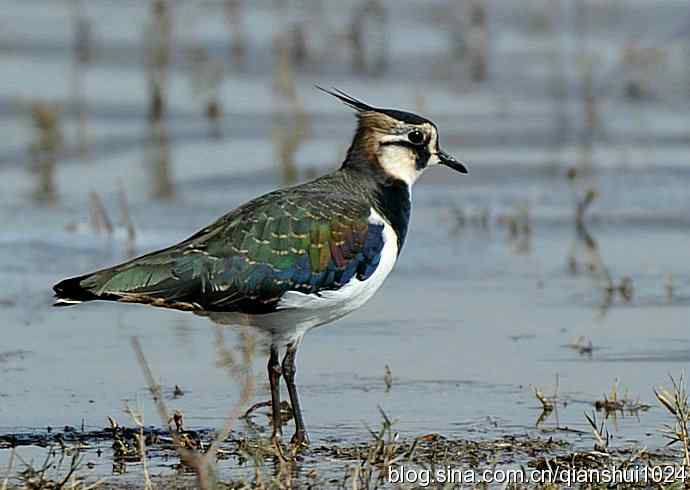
[
  {"left": 375, "top": 123, "right": 440, "bottom": 186},
  {"left": 377, "top": 144, "right": 420, "bottom": 186}
]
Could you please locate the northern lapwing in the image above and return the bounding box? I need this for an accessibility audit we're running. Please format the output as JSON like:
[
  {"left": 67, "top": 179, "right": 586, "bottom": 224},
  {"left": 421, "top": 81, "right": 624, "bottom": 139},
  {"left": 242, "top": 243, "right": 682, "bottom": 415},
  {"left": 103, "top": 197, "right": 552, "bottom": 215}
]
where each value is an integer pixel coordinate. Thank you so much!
[{"left": 53, "top": 88, "right": 468, "bottom": 446}]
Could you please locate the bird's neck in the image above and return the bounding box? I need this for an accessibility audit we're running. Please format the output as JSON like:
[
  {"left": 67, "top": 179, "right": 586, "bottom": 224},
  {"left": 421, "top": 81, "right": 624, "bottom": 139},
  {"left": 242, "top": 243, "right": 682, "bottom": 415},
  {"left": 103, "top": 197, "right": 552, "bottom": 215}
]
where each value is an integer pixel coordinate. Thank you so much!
[{"left": 339, "top": 162, "right": 411, "bottom": 254}]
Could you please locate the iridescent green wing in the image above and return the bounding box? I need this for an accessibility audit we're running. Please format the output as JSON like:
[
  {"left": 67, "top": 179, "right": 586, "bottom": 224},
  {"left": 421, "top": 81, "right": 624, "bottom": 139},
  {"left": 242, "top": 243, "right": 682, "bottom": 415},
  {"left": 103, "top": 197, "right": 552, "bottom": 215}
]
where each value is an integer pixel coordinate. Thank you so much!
[{"left": 56, "top": 191, "right": 385, "bottom": 314}]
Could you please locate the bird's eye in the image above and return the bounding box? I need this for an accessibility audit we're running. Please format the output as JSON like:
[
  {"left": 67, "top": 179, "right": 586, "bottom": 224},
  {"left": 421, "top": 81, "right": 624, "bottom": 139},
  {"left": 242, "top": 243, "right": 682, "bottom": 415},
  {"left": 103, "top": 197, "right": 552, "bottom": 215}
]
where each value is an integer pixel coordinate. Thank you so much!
[{"left": 408, "top": 130, "right": 425, "bottom": 145}]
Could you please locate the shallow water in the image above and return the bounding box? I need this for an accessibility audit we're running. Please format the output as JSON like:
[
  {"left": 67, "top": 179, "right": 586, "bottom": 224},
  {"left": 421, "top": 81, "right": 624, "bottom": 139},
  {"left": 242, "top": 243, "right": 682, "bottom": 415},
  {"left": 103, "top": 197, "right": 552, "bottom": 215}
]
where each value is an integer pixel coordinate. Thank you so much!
[{"left": 2, "top": 0, "right": 690, "bottom": 484}]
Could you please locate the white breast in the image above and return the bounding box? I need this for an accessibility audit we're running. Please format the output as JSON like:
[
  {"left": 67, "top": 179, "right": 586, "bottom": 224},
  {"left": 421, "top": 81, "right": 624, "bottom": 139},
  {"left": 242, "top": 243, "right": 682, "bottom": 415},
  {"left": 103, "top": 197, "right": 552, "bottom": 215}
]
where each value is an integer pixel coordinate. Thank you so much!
[{"left": 208, "top": 208, "right": 399, "bottom": 345}]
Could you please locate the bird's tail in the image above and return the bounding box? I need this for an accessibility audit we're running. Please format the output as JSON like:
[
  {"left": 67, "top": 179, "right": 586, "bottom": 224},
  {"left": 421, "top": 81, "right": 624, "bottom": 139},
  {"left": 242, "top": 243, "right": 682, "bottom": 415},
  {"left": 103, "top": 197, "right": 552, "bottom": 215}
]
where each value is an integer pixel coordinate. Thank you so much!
[{"left": 52, "top": 242, "right": 202, "bottom": 308}]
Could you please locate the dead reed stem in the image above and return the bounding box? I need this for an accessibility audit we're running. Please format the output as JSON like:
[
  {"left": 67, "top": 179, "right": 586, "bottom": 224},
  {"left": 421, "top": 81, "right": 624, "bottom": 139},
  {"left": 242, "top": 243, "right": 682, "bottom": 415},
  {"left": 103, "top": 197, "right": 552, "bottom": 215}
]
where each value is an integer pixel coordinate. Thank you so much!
[
  {"left": 272, "top": 34, "right": 310, "bottom": 185},
  {"left": 349, "top": 0, "right": 388, "bottom": 76},
  {"left": 550, "top": 0, "right": 569, "bottom": 157},
  {"left": 144, "top": 0, "right": 175, "bottom": 200},
  {"left": 224, "top": 0, "right": 246, "bottom": 65},
  {"left": 28, "top": 103, "right": 62, "bottom": 204},
  {"left": 146, "top": 0, "right": 172, "bottom": 124},
  {"left": 117, "top": 180, "right": 137, "bottom": 256},
  {"left": 88, "top": 192, "right": 113, "bottom": 235},
  {"left": 208, "top": 327, "right": 255, "bottom": 460},
  {"left": 148, "top": 122, "right": 174, "bottom": 200},
  {"left": 131, "top": 329, "right": 255, "bottom": 490},
  {"left": 1, "top": 448, "right": 15, "bottom": 490},
  {"left": 125, "top": 404, "right": 154, "bottom": 490},
  {"left": 534, "top": 387, "right": 554, "bottom": 412},
  {"left": 578, "top": 57, "right": 596, "bottom": 172},
  {"left": 467, "top": 0, "right": 489, "bottom": 82},
  {"left": 131, "top": 336, "right": 212, "bottom": 487},
  {"left": 533, "top": 374, "right": 561, "bottom": 428},
  {"left": 273, "top": 32, "right": 295, "bottom": 99},
  {"left": 70, "top": 0, "right": 91, "bottom": 157},
  {"left": 384, "top": 365, "right": 393, "bottom": 392}
]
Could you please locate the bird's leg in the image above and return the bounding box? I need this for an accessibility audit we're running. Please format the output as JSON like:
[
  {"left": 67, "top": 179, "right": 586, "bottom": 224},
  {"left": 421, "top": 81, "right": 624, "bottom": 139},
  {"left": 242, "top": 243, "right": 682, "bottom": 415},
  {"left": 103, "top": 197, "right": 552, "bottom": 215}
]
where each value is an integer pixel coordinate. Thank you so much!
[
  {"left": 268, "top": 345, "right": 283, "bottom": 442},
  {"left": 282, "top": 341, "right": 309, "bottom": 447}
]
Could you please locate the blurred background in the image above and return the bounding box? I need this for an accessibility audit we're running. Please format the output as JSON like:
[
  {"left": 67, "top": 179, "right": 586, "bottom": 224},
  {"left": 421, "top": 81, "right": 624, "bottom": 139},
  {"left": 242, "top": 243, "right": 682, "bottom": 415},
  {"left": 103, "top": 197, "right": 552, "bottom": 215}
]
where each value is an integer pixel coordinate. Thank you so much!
[{"left": 1, "top": 0, "right": 690, "bottom": 481}]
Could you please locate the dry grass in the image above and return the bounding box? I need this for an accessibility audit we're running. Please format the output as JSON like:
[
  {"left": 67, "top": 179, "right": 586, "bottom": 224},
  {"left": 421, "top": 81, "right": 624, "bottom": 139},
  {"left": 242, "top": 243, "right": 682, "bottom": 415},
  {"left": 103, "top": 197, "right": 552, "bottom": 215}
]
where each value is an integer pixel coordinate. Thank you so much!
[
  {"left": 584, "top": 411, "right": 610, "bottom": 453},
  {"left": 5, "top": 400, "right": 689, "bottom": 489},
  {"left": 341, "top": 407, "right": 414, "bottom": 490},
  {"left": 594, "top": 379, "right": 651, "bottom": 415},
  {"left": 655, "top": 373, "right": 690, "bottom": 468},
  {"left": 6, "top": 447, "right": 103, "bottom": 490}
]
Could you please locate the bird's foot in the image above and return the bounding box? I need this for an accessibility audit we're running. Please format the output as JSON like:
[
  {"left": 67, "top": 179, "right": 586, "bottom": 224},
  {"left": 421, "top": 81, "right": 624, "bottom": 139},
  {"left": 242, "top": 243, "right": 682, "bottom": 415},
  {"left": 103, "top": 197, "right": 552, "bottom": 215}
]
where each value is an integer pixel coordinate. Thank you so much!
[
  {"left": 270, "top": 432, "right": 289, "bottom": 461},
  {"left": 289, "top": 430, "right": 309, "bottom": 449}
]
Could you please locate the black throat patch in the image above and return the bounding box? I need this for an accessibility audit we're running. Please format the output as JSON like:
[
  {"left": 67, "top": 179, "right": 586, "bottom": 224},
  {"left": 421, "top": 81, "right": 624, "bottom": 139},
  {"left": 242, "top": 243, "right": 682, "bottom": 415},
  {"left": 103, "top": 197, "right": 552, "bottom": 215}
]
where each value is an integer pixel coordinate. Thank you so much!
[{"left": 372, "top": 179, "right": 411, "bottom": 253}]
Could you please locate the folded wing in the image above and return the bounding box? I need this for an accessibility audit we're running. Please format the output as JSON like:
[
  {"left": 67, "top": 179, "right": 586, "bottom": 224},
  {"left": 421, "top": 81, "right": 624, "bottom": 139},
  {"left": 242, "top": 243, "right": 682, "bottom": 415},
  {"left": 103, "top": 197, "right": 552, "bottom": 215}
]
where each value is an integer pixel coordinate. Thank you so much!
[{"left": 53, "top": 192, "right": 385, "bottom": 315}]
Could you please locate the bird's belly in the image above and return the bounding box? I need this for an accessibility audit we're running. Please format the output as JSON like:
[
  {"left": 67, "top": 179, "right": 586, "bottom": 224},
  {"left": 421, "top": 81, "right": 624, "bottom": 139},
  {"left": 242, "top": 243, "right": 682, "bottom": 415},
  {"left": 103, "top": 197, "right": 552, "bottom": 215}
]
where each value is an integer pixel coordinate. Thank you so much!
[{"left": 208, "top": 218, "right": 399, "bottom": 345}]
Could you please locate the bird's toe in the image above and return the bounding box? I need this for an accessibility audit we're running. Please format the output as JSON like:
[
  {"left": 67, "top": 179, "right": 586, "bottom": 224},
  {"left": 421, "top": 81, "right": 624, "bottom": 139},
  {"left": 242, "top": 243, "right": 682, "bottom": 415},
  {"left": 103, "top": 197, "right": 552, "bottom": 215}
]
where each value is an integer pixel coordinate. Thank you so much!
[{"left": 289, "top": 430, "right": 309, "bottom": 448}]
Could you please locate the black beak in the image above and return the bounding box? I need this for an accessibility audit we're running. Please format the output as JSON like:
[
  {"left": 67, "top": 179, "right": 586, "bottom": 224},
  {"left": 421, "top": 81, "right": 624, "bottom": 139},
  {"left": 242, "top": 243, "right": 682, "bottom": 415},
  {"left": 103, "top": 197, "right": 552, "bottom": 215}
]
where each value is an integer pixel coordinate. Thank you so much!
[{"left": 438, "top": 150, "right": 468, "bottom": 174}]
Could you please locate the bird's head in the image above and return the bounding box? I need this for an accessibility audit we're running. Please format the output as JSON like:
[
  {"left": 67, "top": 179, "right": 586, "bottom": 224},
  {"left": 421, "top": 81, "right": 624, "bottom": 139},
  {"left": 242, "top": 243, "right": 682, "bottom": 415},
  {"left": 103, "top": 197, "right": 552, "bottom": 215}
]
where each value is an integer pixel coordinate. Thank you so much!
[{"left": 319, "top": 87, "right": 468, "bottom": 186}]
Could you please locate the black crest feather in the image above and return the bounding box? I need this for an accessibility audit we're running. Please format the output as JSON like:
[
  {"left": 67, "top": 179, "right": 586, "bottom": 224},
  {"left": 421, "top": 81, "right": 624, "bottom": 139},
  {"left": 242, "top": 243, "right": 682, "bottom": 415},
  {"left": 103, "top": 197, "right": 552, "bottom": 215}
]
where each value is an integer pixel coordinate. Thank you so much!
[
  {"left": 315, "top": 85, "right": 431, "bottom": 126},
  {"left": 315, "top": 85, "right": 376, "bottom": 113}
]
